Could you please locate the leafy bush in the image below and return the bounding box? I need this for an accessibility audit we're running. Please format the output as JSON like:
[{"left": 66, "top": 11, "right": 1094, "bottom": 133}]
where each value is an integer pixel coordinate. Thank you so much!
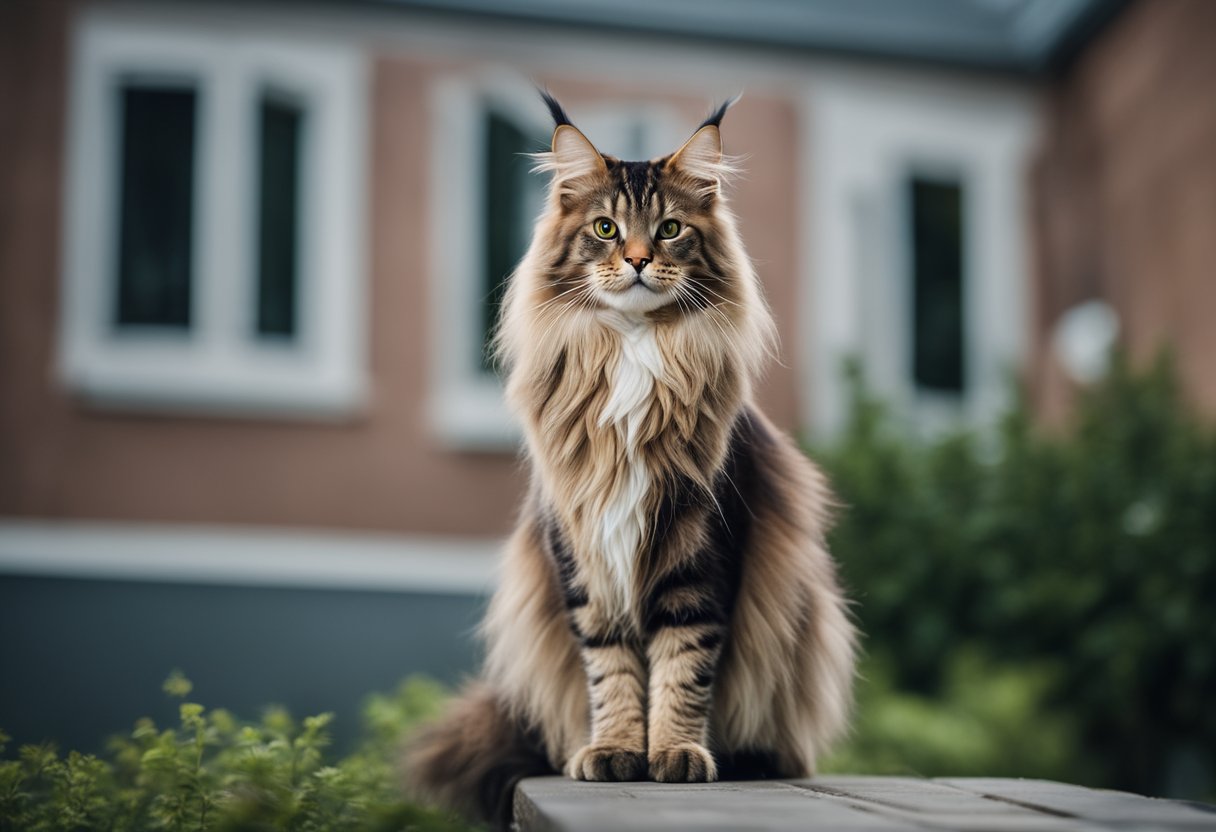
[
  {"left": 0, "top": 673, "right": 472, "bottom": 832},
  {"left": 818, "top": 354, "right": 1216, "bottom": 799},
  {"left": 824, "top": 652, "right": 1089, "bottom": 782}
]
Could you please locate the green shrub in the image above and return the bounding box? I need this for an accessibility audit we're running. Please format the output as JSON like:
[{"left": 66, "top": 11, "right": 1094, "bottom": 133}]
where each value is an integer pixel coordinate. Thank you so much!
[
  {"left": 818, "top": 354, "right": 1216, "bottom": 799},
  {"left": 824, "top": 652, "right": 1089, "bottom": 782},
  {"left": 0, "top": 673, "right": 472, "bottom": 832}
]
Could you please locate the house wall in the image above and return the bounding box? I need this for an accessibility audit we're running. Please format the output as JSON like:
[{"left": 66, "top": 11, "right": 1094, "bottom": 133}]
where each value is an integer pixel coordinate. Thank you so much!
[
  {"left": 0, "top": 1, "right": 802, "bottom": 537},
  {"left": 1031, "top": 0, "right": 1216, "bottom": 422}
]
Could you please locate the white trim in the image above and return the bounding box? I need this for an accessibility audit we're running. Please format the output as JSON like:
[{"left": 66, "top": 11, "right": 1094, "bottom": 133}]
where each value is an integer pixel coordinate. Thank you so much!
[
  {"left": 0, "top": 520, "right": 498, "bottom": 595},
  {"left": 59, "top": 10, "right": 368, "bottom": 419},
  {"left": 802, "top": 73, "right": 1037, "bottom": 438},
  {"left": 426, "top": 71, "right": 544, "bottom": 451}
]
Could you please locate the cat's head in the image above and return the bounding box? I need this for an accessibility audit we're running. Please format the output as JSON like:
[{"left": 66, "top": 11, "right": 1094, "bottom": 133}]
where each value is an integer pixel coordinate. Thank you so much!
[{"left": 529, "top": 93, "right": 743, "bottom": 317}]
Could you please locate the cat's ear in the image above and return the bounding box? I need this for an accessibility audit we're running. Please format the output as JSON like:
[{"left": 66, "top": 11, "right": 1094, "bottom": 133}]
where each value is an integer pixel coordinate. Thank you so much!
[
  {"left": 535, "top": 90, "right": 606, "bottom": 185},
  {"left": 668, "top": 96, "right": 740, "bottom": 191},
  {"left": 550, "top": 124, "right": 607, "bottom": 182},
  {"left": 669, "top": 124, "right": 724, "bottom": 183}
]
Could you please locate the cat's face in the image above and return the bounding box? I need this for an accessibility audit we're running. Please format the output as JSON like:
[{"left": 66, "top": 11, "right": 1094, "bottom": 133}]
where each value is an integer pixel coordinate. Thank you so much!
[
  {"left": 536, "top": 108, "right": 737, "bottom": 318},
  {"left": 564, "top": 156, "right": 718, "bottom": 314}
]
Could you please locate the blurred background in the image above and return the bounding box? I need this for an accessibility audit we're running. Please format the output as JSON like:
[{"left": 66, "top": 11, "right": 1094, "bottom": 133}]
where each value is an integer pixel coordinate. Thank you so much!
[{"left": 1, "top": 0, "right": 1213, "bottom": 805}]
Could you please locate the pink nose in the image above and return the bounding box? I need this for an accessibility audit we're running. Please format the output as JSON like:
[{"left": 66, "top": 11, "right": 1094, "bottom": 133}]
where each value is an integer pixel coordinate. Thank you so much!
[{"left": 624, "top": 255, "right": 652, "bottom": 274}]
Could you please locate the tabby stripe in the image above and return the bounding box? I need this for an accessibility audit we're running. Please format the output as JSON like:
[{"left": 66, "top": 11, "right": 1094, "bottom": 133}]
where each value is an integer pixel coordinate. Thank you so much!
[
  {"left": 646, "top": 604, "right": 725, "bottom": 632},
  {"left": 647, "top": 562, "right": 706, "bottom": 602},
  {"left": 670, "top": 695, "right": 709, "bottom": 723},
  {"left": 544, "top": 515, "right": 587, "bottom": 609},
  {"left": 581, "top": 632, "right": 625, "bottom": 649},
  {"left": 550, "top": 234, "right": 575, "bottom": 271},
  {"left": 537, "top": 349, "right": 569, "bottom": 421},
  {"left": 676, "top": 637, "right": 710, "bottom": 656},
  {"left": 588, "top": 666, "right": 636, "bottom": 687}
]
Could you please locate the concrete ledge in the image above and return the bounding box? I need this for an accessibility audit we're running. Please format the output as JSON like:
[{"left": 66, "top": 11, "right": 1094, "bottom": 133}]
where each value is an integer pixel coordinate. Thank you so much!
[{"left": 514, "top": 775, "right": 1216, "bottom": 831}]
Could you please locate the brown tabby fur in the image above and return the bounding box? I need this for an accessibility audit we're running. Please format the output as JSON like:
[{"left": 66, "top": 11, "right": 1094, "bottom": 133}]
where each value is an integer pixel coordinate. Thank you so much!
[{"left": 405, "top": 96, "right": 857, "bottom": 828}]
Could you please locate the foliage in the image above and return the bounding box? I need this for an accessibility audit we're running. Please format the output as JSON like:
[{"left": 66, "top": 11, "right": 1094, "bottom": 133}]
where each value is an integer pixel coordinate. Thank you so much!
[
  {"left": 817, "top": 354, "right": 1216, "bottom": 798},
  {"left": 0, "top": 674, "right": 470, "bottom": 832},
  {"left": 824, "top": 651, "right": 1089, "bottom": 782}
]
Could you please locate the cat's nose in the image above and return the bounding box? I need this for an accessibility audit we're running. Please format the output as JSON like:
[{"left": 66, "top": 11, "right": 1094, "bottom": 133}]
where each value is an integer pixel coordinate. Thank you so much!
[{"left": 624, "top": 255, "right": 652, "bottom": 274}]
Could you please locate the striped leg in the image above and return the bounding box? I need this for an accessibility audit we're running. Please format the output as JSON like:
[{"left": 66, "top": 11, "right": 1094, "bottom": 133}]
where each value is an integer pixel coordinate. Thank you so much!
[
  {"left": 546, "top": 518, "right": 647, "bottom": 781},
  {"left": 566, "top": 622, "right": 648, "bottom": 781},
  {"left": 644, "top": 564, "right": 727, "bottom": 782}
]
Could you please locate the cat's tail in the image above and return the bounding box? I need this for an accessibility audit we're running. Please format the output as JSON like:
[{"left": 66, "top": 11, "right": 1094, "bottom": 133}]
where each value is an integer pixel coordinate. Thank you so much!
[{"left": 402, "top": 682, "right": 554, "bottom": 829}]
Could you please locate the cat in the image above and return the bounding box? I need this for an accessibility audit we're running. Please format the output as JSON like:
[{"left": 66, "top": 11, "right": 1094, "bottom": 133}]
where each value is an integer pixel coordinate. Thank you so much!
[{"left": 405, "top": 93, "right": 857, "bottom": 828}]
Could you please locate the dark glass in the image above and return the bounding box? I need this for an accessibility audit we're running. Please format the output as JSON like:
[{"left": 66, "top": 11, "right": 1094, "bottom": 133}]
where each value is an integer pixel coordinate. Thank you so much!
[
  {"left": 115, "top": 86, "right": 196, "bottom": 328},
  {"left": 482, "top": 110, "right": 538, "bottom": 371},
  {"left": 910, "top": 178, "right": 966, "bottom": 393},
  {"left": 257, "top": 95, "right": 304, "bottom": 339}
]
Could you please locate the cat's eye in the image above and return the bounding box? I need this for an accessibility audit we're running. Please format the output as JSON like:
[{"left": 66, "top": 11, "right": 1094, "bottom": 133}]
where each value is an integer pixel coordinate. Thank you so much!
[
  {"left": 593, "top": 218, "right": 618, "bottom": 240},
  {"left": 657, "top": 219, "right": 681, "bottom": 240}
]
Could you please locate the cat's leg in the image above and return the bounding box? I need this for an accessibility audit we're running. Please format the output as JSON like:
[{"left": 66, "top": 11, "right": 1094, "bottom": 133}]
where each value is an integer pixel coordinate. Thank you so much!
[
  {"left": 546, "top": 520, "right": 648, "bottom": 781},
  {"left": 643, "top": 561, "right": 728, "bottom": 782},
  {"left": 565, "top": 618, "right": 648, "bottom": 781}
]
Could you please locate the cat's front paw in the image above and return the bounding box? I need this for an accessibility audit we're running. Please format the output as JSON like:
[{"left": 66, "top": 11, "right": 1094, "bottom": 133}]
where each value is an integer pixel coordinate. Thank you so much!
[
  {"left": 649, "top": 743, "right": 718, "bottom": 782},
  {"left": 567, "top": 744, "right": 647, "bottom": 781}
]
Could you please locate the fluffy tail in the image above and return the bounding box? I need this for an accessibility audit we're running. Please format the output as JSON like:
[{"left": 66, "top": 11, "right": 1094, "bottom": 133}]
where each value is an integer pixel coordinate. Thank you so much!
[{"left": 402, "top": 683, "right": 553, "bottom": 829}]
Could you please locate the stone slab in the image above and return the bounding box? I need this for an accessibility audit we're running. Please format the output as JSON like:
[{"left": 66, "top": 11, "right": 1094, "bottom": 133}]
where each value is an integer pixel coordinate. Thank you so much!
[{"left": 514, "top": 776, "right": 1216, "bottom": 831}]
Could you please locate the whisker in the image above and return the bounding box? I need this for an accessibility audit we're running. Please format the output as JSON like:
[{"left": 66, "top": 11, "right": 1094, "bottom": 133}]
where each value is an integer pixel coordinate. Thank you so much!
[
  {"left": 532, "top": 285, "right": 597, "bottom": 347},
  {"left": 531, "top": 280, "right": 593, "bottom": 314}
]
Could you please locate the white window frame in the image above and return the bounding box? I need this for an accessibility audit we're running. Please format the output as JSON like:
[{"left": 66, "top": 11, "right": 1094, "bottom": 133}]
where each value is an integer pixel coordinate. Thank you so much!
[
  {"left": 803, "top": 74, "right": 1037, "bottom": 439},
  {"left": 59, "top": 11, "right": 368, "bottom": 418},
  {"left": 428, "top": 70, "right": 683, "bottom": 450}
]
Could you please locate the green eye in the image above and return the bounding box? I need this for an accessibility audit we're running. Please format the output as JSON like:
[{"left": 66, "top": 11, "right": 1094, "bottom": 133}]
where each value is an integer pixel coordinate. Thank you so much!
[
  {"left": 657, "top": 219, "right": 681, "bottom": 240},
  {"left": 593, "top": 218, "right": 618, "bottom": 240}
]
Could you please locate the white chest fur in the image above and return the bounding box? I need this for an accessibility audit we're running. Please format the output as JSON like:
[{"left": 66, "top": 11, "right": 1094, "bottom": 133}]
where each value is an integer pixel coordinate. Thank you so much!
[{"left": 596, "top": 318, "right": 663, "bottom": 609}]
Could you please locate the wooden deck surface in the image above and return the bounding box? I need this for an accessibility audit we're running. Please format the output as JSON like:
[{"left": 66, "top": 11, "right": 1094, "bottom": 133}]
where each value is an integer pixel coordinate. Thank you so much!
[{"left": 514, "top": 775, "right": 1216, "bottom": 831}]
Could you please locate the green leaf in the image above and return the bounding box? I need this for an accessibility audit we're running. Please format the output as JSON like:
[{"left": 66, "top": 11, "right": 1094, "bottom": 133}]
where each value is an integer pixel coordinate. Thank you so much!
[{"left": 162, "top": 670, "right": 193, "bottom": 699}]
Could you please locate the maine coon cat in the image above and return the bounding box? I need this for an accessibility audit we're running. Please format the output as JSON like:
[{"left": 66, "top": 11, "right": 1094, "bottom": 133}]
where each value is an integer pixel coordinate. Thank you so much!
[{"left": 406, "top": 94, "right": 856, "bottom": 826}]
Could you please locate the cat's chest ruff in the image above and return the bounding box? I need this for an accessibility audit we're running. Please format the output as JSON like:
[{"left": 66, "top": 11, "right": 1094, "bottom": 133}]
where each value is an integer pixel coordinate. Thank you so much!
[
  {"left": 599, "top": 319, "right": 664, "bottom": 439},
  {"left": 595, "top": 316, "right": 664, "bottom": 609}
]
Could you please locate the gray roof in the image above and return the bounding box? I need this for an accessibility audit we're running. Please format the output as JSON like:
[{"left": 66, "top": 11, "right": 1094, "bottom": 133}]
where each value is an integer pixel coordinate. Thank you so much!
[{"left": 367, "top": 0, "right": 1128, "bottom": 73}]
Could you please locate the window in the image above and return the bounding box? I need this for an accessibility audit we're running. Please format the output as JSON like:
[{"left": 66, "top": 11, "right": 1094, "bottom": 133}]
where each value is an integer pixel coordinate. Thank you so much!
[
  {"left": 429, "top": 74, "right": 681, "bottom": 449},
  {"left": 481, "top": 109, "right": 547, "bottom": 372},
  {"left": 115, "top": 85, "right": 197, "bottom": 330},
  {"left": 909, "top": 177, "right": 965, "bottom": 395},
  {"left": 806, "top": 75, "right": 1036, "bottom": 438},
  {"left": 59, "top": 14, "right": 367, "bottom": 417},
  {"left": 256, "top": 91, "right": 305, "bottom": 340}
]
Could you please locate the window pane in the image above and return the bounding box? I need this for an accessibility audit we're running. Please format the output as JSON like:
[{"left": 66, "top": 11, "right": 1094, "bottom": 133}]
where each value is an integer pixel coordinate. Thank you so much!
[
  {"left": 910, "top": 177, "right": 965, "bottom": 393},
  {"left": 482, "top": 110, "right": 541, "bottom": 371},
  {"left": 257, "top": 94, "right": 304, "bottom": 339},
  {"left": 115, "top": 86, "right": 196, "bottom": 328}
]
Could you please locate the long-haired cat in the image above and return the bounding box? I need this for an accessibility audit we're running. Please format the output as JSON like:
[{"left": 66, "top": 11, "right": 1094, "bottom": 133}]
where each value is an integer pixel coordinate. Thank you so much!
[{"left": 405, "top": 94, "right": 856, "bottom": 827}]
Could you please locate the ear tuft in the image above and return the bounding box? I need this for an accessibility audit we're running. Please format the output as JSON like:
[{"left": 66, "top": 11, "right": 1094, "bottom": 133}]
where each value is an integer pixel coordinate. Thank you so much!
[
  {"left": 539, "top": 89, "right": 573, "bottom": 127},
  {"left": 698, "top": 94, "right": 741, "bottom": 130}
]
